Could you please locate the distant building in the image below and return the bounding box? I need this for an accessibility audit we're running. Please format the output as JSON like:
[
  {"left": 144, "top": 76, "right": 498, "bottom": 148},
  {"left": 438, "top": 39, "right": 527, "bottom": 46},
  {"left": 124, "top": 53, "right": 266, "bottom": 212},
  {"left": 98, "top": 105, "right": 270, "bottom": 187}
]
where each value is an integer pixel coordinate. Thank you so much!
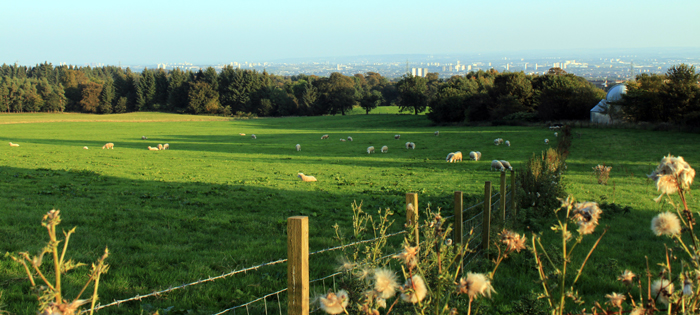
[
  {"left": 417, "top": 68, "right": 423, "bottom": 77},
  {"left": 591, "top": 84, "right": 627, "bottom": 124}
]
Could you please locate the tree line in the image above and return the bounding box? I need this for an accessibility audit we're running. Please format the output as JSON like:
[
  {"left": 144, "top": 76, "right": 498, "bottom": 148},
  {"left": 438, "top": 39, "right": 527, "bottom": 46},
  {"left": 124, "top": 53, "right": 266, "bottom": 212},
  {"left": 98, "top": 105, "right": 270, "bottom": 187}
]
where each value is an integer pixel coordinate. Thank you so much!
[{"left": 1, "top": 62, "right": 696, "bottom": 125}]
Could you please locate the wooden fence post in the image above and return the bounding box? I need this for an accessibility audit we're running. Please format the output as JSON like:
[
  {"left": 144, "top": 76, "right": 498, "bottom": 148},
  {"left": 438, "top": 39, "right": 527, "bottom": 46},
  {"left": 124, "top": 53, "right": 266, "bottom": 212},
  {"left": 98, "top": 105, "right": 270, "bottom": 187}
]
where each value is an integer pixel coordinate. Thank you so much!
[
  {"left": 510, "top": 169, "right": 516, "bottom": 218},
  {"left": 406, "top": 193, "right": 419, "bottom": 246},
  {"left": 483, "top": 182, "right": 491, "bottom": 257},
  {"left": 288, "top": 216, "right": 309, "bottom": 315},
  {"left": 500, "top": 171, "right": 506, "bottom": 223},
  {"left": 453, "top": 191, "right": 463, "bottom": 273}
]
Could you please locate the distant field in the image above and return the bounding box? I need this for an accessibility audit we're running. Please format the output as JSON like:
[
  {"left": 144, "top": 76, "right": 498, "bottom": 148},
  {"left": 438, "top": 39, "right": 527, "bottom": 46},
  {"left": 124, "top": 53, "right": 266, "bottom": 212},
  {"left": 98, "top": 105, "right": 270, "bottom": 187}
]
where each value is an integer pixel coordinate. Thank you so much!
[
  {"left": 347, "top": 105, "right": 419, "bottom": 115},
  {"left": 0, "top": 113, "right": 698, "bottom": 314}
]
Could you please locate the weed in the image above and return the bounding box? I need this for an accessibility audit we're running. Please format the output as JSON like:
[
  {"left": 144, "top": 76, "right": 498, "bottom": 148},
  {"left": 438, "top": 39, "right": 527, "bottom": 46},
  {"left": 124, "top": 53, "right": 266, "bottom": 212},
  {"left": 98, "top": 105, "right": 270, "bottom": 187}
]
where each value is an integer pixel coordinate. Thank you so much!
[{"left": 592, "top": 164, "right": 612, "bottom": 185}]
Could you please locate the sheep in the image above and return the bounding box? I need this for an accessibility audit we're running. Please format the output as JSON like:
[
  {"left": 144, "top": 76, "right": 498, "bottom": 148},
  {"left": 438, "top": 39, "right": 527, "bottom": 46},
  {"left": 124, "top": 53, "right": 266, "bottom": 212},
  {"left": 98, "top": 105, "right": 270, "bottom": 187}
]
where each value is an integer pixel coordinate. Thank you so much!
[
  {"left": 158, "top": 144, "right": 164, "bottom": 150},
  {"left": 297, "top": 173, "right": 317, "bottom": 182},
  {"left": 410, "top": 142, "right": 415, "bottom": 149},
  {"left": 296, "top": 144, "right": 301, "bottom": 151},
  {"left": 476, "top": 151, "right": 482, "bottom": 161},
  {"left": 434, "top": 131, "right": 439, "bottom": 136},
  {"left": 505, "top": 140, "right": 510, "bottom": 147},
  {"left": 9, "top": 142, "right": 19, "bottom": 147},
  {"left": 500, "top": 160, "right": 513, "bottom": 171},
  {"left": 494, "top": 138, "right": 504, "bottom": 145},
  {"left": 321, "top": 134, "right": 329, "bottom": 140},
  {"left": 469, "top": 151, "right": 479, "bottom": 161},
  {"left": 142, "top": 136, "right": 147, "bottom": 140},
  {"left": 163, "top": 143, "right": 169, "bottom": 150},
  {"left": 405, "top": 142, "right": 411, "bottom": 149},
  {"left": 148, "top": 146, "right": 159, "bottom": 151},
  {"left": 453, "top": 151, "right": 463, "bottom": 162},
  {"left": 340, "top": 139, "right": 346, "bottom": 142},
  {"left": 405, "top": 142, "right": 415, "bottom": 149},
  {"left": 83, "top": 146, "right": 89, "bottom": 150},
  {"left": 491, "top": 160, "right": 505, "bottom": 171},
  {"left": 394, "top": 134, "right": 400, "bottom": 139},
  {"left": 446, "top": 152, "right": 455, "bottom": 162},
  {"left": 544, "top": 139, "right": 549, "bottom": 144},
  {"left": 239, "top": 133, "right": 246, "bottom": 136},
  {"left": 251, "top": 134, "right": 257, "bottom": 139},
  {"left": 102, "top": 143, "right": 114, "bottom": 149},
  {"left": 347, "top": 136, "right": 353, "bottom": 142},
  {"left": 554, "top": 132, "right": 558, "bottom": 138},
  {"left": 381, "top": 145, "right": 388, "bottom": 153},
  {"left": 367, "top": 146, "right": 375, "bottom": 154}
]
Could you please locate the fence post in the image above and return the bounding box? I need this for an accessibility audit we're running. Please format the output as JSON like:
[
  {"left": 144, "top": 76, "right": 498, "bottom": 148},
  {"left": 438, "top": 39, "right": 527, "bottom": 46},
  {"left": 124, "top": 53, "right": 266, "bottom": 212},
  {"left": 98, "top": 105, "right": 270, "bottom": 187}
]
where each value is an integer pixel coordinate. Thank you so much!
[
  {"left": 500, "top": 171, "right": 506, "bottom": 224},
  {"left": 453, "top": 191, "right": 463, "bottom": 273},
  {"left": 406, "top": 193, "right": 419, "bottom": 246},
  {"left": 510, "top": 169, "right": 516, "bottom": 218},
  {"left": 288, "top": 216, "right": 309, "bottom": 315},
  {"left": 483, "top": 182, "right": 491, "bottom": 257}
]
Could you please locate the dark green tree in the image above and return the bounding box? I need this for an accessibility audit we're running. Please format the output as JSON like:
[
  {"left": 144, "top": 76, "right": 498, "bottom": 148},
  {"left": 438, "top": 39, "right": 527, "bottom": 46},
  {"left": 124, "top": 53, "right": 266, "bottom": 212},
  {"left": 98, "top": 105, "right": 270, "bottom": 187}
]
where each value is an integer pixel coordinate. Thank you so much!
[
  {"left": 79, "top": 81, "right": 103, "bottom": 113},
  {"left": 397, "top": 75, "right": 428, "bottom": 115},
  {"left": 359, "top": 90, "right": 383, "bottom": 114},
  {"left": 99, "top": 79, "right": 115, "bottom": 114},
  {"left": 187, "top": 81, "right": 220, "bottom": 114}
]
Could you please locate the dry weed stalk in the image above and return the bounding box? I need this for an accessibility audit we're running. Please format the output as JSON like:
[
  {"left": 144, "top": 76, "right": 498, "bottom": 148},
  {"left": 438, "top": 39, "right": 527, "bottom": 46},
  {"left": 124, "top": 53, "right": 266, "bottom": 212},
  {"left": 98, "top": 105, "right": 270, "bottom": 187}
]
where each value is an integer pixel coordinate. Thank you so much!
[{"left": 593, "top": 164, "right": 612, "bottom": 185}]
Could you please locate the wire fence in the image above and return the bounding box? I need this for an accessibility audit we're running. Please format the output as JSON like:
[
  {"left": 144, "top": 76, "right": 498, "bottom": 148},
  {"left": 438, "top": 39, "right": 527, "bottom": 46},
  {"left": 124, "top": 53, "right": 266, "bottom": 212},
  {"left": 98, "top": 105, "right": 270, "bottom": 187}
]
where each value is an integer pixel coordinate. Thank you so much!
[{"left": 80, "top": 172, "right": 516, "bottom": 315}]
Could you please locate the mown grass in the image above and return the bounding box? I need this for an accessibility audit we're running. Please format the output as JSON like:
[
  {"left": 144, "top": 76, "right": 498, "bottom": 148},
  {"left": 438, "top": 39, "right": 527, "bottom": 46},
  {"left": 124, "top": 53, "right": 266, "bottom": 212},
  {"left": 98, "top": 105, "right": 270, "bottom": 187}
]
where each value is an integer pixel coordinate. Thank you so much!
[{"left": 0, "top": 113, "right": 698, "bottom": 314}]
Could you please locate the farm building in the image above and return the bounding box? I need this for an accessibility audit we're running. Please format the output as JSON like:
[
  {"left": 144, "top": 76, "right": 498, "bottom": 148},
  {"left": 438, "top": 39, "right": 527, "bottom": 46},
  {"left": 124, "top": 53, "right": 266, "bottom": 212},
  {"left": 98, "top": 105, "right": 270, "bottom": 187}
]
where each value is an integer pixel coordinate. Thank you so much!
[{"left": 590, "top": 84, "right": 627, "bottom": 124}]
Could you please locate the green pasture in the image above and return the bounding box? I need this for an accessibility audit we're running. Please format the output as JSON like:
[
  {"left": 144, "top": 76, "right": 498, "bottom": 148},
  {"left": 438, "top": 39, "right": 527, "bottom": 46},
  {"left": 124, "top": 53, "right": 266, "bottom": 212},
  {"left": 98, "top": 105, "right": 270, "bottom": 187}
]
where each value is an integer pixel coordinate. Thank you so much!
[{"left": 0, "top": 113, "right": 698, "bottom": 314}]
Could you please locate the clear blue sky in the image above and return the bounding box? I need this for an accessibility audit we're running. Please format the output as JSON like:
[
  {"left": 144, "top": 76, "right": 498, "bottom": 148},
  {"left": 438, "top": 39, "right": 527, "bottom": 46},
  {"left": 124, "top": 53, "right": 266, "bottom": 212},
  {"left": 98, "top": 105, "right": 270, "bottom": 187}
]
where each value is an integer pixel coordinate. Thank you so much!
[{"left": 2, "top": 0, "right": 699, "bottom": 66}]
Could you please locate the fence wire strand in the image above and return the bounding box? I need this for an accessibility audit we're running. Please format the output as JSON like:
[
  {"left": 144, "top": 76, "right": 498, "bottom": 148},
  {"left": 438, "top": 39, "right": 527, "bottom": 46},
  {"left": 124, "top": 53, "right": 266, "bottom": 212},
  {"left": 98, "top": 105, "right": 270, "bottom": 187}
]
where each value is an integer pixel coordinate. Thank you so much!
[
  {"left": 212, "top": 287, "right": 288, "bottom": 315},
  {"left": 309, "top": 230, "right": 407, "bottom": 257}
]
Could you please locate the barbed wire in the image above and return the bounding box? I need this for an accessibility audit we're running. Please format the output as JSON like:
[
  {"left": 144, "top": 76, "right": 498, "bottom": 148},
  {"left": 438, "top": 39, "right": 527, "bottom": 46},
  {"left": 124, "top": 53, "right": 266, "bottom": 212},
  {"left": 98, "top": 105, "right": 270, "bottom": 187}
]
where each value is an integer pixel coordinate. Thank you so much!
[
  {"left": 309, "top": 230, "right": 407, "bottom": 257},
  {"left": 212, "top": 287, "right": 287, "bottom": 315}
]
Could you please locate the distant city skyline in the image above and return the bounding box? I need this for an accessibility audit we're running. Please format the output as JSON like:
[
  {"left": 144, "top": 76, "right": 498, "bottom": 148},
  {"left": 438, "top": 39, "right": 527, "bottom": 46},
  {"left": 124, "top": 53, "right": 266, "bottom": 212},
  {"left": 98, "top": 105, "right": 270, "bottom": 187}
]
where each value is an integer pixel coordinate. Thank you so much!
[{"left": 2, "top": 0, "right": 699, "bottom": 66}]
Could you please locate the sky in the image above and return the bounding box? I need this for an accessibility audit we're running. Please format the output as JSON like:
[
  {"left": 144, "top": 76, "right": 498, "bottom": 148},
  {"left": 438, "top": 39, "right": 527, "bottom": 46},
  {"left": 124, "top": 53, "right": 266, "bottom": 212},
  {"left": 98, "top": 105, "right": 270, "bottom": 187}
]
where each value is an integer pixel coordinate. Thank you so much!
[{"left": 2, "top": 0, "right": 699, "bottom": 66}]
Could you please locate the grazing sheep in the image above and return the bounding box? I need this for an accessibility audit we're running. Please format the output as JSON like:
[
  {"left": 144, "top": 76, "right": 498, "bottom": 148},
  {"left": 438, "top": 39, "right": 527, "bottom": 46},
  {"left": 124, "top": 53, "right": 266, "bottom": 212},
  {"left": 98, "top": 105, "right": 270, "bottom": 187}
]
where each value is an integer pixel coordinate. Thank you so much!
[
  {"left": 554, "top": 132, "right": 558, "bottom": 138},
  {"left": 394, "top": 134, "right": 400, "bottom": 139},
  {"left": 476, "top": 151, "right": 482, "bottom": 161},
  {"left": 321, "top": 134, "right": 329, "bottom": 140},
  {"left": 410, "top": 142, "right": 415, "bottom": 149},
  {"left": 340, "top": 139, "right": 346, "bottom": 142},
  {"left": 9, "top": 142, "right": 19, "bottom": 147},
  {"left": 163, "top": 143, "right": 169, "bottom": 150},
  {"left": 434, "top": 131, "right": 439, "bottom": 136},
  {"left": 297, "top": 173, "right": 317, "bottom": 182},
  {"left": 83, "top": 146, "right": 89, "bottom": 150},
  {"left": 446, "top": 152, "right": 455, "bottom": 162},
  {"left": 347, "top": 136, "right": 353, "bottom": 141},
  {"left": 544, "top": 139, "right": 549, "bottom": 144},
  {"left": 367, "top": 146, "right": 375, "bottom": 154},
  {"left": 405, "top": 142, "right": 415, "bottom": 149},
  {"left": 405, "top": 142, "right": 411, "bottom": 149},
  {"left": 381, "top": 145, "right": 388, "bottom": 153},
  {"left": 469, "top": 151, "right": 479, "bottom": 161},
  {"left": 453, "top": 151, "right": 463, "bottom": 162},
  {"left": 142, "top": 136, "right": 147, "bottom": 140},
  {"left": 102, "top": 143, "right": 114, "bottom": 149},
  {"left": 491, "top": 160, "right": 505, "bottom": 171},
  {"left": 251, "top": 134, "right": 257, "bottom": 139},
  {"left": 158, "top": 144, "right": 163, "bottom": 150},
  {"left": 296, "top": 144, "right": 301, "bottom": 151},
  {"left": 494, "top": 138, "right": 504, "bottom": 145},
  {"left": 239, "top": 133, "right": 246, "bottom": 136},
  {"left": 505, "top": 140, "right": 510, "bottom": 147},
  {"left": 148, "top": 146, "right": 159, "bottom": 151},
  {"left": 500, "top": 160, "right": 513, "bottom": 171}
]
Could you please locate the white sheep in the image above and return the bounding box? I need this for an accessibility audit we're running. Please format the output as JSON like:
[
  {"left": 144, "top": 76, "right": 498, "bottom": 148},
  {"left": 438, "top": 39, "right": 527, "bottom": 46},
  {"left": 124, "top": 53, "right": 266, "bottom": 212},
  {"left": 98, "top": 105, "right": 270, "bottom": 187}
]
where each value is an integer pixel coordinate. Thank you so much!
[
  {"left": 321, "top": 134, "right": 329, "bottom": 140},
  {"left": 148, "top": 146, "right": 159, "bottom": 151},
  {"left": 239, "top": 133, "right": 246, "bottom": 136},
  {"left": 367, "top": 146, "right": 375, "bottom": 154},
  {"left": 394, "top": 134, "right": 400, "bottom": 139},
  {"left": 434, "top": 131, "right": 439, "bottom": 136},
  {"left": 405, "top": 142, "right": 411, "bottom": 149},
  {"left": 500, "top": 160, "right": 513, "bottom": 171},
  {"left": 381, "top": 145, "right": 388, "bottom": 153},
  {"left": 544, "top": 139, "right": 549, "bottom": 144},
  {"left": 554, "top": 132, "right": 558, "bottom": 138},
  {"left": 296, "top": 144, "right": 301, "bottom": 151},
  {"left": 446, "top": 152, "right": 455, "bottom": 162},
  {"left": 491, "top": 160, "right": 505, "bottom": 171},
  {"left": 405, "top": 142, "right": 415, "bottom": 149},
  {"left": 251, "top": 134, "right": 257, "bottom": 139},
  {"left": 9, "top": 142, "right": 19, "bottom": 147},
  {"left": 163, "top": 143, "right": 169, "bottom": 150},
  {"left": 476, "top": 151, "right": 482, "bottom": 161},
  {"left": 410, "top": 142, "right": 415, "bottom": 149},
  {"left": 340, "top": 139, "right": 346, "bottom": 142},
  {"left": 347, "top": 136, "right": 353, "bottom": 141},
  {"left": 142, "top": 136, "right": 147, "bottom": 140},
  {"left": 158, "top": 144, "right": 164, "bottom": 150},
  {"left": 469, "top": 151, "right": 479, "bottom": 161},
  {"left": 453, "top": 151, "right": 463, "bottom": 162},
  {"left": 505, "top": 140, "right": 510, "bottom": 147},
  {"left": 297, "top": 173, "right": 317, "bottom": 182},
  {"left": 494, "top": 138, "right": 500, "bottom": 145},
  {"left": 83, "top": 146, "right": 89, "bottom": 150},
  {"left": 102, "top": 143, "right": 114, "bottom": 149}
]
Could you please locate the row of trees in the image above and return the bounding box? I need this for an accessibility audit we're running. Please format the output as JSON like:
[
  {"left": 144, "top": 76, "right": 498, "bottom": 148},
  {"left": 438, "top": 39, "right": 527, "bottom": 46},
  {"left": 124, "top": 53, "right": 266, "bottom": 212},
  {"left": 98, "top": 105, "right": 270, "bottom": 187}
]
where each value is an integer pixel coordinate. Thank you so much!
[
  {"left": 616, "top": 64, "right": 700, "bottom": 126},
  {"left": 2, "top": 62, "right": 696, "bottom": 125}
]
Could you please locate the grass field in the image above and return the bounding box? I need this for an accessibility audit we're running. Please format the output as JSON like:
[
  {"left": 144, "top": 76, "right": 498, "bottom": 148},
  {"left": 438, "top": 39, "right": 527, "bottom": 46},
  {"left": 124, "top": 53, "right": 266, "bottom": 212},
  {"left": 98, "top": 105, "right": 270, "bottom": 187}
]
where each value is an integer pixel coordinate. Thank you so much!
[{"left": 0, "top": 112, "right": 699, "bottom": 314}]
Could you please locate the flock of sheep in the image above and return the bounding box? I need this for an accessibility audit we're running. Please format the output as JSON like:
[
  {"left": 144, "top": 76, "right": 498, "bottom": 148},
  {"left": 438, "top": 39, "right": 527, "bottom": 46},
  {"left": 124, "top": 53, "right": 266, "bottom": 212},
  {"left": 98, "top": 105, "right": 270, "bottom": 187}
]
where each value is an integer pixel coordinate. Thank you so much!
[{"left": 7, "top": 138, "right": 170, "bottom": 151}]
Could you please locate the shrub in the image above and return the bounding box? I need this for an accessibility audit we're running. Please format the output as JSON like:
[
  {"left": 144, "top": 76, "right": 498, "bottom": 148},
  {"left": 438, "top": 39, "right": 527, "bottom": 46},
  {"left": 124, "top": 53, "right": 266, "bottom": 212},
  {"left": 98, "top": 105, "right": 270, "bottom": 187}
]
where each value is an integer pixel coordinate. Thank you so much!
[{"left": 516, "top": 148, "right": 567, "bottom": 231}]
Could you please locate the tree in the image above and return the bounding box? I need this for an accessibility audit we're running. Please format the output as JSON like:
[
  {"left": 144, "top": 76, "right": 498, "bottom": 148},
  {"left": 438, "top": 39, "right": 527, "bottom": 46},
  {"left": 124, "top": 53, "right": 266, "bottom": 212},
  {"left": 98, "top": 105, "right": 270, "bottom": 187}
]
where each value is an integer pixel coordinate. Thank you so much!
[
  {"left": 187, "top": 81, "right": 219, "bottom": 114},
  {"left": 136, "top": 69, "right": 156, "bottom": 111},
  {"left": 22, "top": 80, "right": 43, "bottom": 112},
  {"left": 99, "top": 79, "right": 115, "bottom": 114},
  {"left": 167, "top": 68, "right": 190, "bottom": 112},
  {"left": 359, "top": 90, "right": 383, "bottom": 114},
  {"left": 662, "top": 64, "right": 700, "bottom": 125},
  {"left": 79, "top": 81, "right": 103, "bottom": 113},
  {"left": 45, "top": 84, "right": 66, "bottom": 112},
  {"left": 316, "top": 73, "right": 357, "bottom": 115},
  {"left": 534, "top": 74, "right": 605, "bottom": 121},
  {"left": 397, "top": 75, "right": 429, "bottom": 115}
]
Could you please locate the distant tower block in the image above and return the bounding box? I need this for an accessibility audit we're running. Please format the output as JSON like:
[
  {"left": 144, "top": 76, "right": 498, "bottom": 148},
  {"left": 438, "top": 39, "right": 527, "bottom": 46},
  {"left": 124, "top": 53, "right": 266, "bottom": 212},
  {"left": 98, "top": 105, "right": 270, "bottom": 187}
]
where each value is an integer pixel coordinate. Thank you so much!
[
  {"left": 411, "top": 68, "right": 417, "bottom": 76},
  {"left": 524, "top": 63, "right": 528, "bottom": 71},
  {"left": 417, "top": 68, "right": 423, "bottom": 77},
  {"left": 423, "top": 68, "right": 429, "bottom": 76}
]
